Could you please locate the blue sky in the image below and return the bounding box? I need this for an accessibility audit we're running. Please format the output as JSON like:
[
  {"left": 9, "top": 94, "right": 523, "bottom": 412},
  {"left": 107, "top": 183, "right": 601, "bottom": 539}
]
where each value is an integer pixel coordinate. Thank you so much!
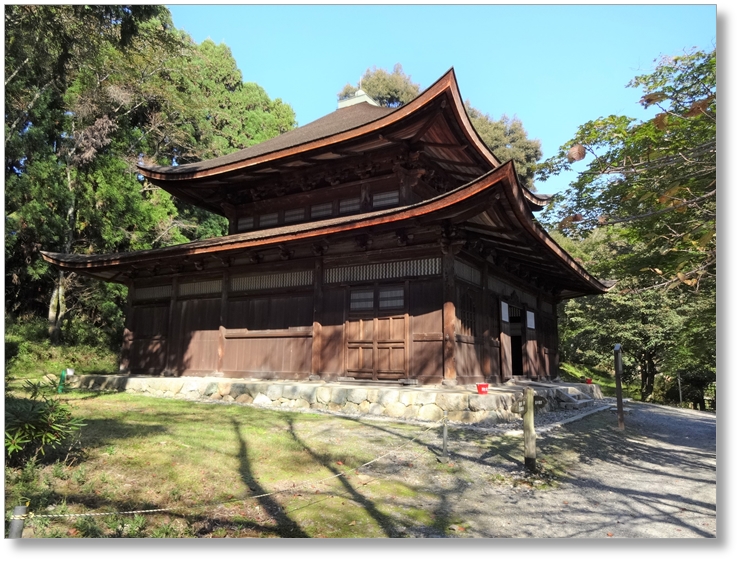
[{"left": 166, "top": 3, "right": 716, "bottom": 195}]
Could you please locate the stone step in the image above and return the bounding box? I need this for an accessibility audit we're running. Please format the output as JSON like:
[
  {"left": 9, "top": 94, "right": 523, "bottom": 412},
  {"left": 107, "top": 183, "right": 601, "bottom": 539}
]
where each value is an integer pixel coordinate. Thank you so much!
[
  {"left": 337, "top": 377, "right": 420, "bottom": 386},
  {"left": 560, "top": 399, "right": 594, "bottom": 410}
]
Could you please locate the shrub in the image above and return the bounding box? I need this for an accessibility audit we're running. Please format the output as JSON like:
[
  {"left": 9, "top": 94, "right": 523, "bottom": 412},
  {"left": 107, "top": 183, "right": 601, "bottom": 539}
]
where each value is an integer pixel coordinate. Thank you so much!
[{"left": 5, "top": 379, "right": 85, "bottom": 467}]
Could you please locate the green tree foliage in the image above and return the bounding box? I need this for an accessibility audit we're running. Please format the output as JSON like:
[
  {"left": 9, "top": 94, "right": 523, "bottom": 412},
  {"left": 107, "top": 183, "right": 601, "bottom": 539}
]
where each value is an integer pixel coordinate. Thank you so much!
[
  {"left": 160, "top": 38, "right": 296, "bottom": 241},
  {"left": 540, "top": 49, "right": 716, "bottom": 290},
  {"left": 465, "top": 102, "right": 542, "bottom": 190},
  {"left": 338, "top": 64, "right": 542, "bottom": 190},
  {"left": 541, "top": 51, "right": 716, "bottom": 404},
  {"left": 553, "top": 229, "right": 715, "bottom": 403},
  {"left": 338, "top": 63, "right": 420, "bottom": 108},
  {"left": 5, "top": 6, "right": 296, "bottom": 347}
]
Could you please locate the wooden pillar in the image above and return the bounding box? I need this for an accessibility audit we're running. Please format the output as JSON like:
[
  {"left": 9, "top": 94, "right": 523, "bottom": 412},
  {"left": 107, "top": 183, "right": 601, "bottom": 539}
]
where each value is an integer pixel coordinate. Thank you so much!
[
  {"left": 481, "top": 261, "right": 492, "bottom": 383},
  {"left": 119, "top": 281, "right": 135, "bottom": 374},
  {"left": 360, "top": 184, "right": 371, "bottom": 212},
  {"left": 500, "top": 301, "right": 512, "bottom": 381},
  {"left": 393, "top": 163, "right": 424, "bottom": 206},
  {"left": 222, "top": 203, "right": 237, "bottom": 235},
  {"left": 442, "top": 250, "right": 457, "bottom": 385},
  {"left": 217, "top": 270, "right": 229, "bottom": 374},
  {"left": 165, "top": 276, "right": 178, "bottom": 376},
  {"left": 311, "top": 258, "right": 324, "bottom": 377},
  {"left": 530, "top": 311, "right": 540, "bottom": 380},
  {"left": 552, "top": 298, "right": 561, "bottom": 378},
  {"left": 523, "top": 307, "right": 532, "bottom": 380}
]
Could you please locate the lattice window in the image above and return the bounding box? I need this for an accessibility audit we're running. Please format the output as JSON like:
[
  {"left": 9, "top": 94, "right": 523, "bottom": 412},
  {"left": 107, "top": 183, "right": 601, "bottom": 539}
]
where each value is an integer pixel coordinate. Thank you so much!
[
  {"left": 454, "top": 260, "right": 481, "bottom": 285},
  {"left": 379, "top": 287, "right": 404, "bottom": 310},
  {"left": 230, "top": 270, "right": 313, "bottom": 292},
  {"left": 526, "top": 310, "right": 536, "bottom": 329},
  {"left": 311, "top": 202, "right": 333, "bottom": 218},
  {"left": 501, "top": 301, "right": 510, "bottom": 323},
  {"left": 509, "top": 305, "right": 522, "bottom": 323},
  {"left": 237, "top": 216, "right": 254, "bottom": 232},
  {"left": 259, "top": 212, "right": 278, "bottom": 228},
  {"left": 372, "top": 191, "right": 399, "bottom": 208},
  {"left": 350, "top": 290, "right": 374, "bottom": 311},
  {"left": 325, "top": 258, "right": 440, "bottom": 284},
  {"left": 339, "top": 196, "right": 361, "bottom": 214},
  {"left": 284, "top": 208, "right": 305, "bottom": 223},
  {"left": 134, "top": 285, "right": 172, "bottom": 301},
  {"left": 179, "top": 279, "right": 222, "bottom": 297}
]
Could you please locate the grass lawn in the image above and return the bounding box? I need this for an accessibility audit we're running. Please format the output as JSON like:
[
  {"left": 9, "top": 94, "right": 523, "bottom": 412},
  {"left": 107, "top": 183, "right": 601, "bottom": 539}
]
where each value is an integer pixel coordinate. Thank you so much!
[
  {"left": 4, "top": 376, "right": 636, "bottom": 539},
  {"left": 5, "top": 389, "right": 461, "bottom": 538},
  {"left": 559, "top": 363, "right": 642, "bottom": 400}
]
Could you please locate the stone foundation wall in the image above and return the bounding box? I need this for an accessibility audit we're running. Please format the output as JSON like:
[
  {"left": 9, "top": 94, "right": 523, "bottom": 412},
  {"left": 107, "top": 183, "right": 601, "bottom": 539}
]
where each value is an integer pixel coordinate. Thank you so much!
[{"left": 66, "top": 375, "right": 602, "bottom": 426}]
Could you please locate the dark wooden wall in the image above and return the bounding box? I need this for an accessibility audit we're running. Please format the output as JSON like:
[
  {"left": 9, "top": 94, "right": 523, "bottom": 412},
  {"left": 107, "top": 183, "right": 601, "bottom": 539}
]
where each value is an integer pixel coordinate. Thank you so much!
[
  {"left": 125, "top": 304, "right": 169, "bottom": 374},
  {"left": 171, "top": 298, "right": 221, "bottom": 375},
  {"left": 221, "top": 293, "right": 313, "bottom": 377},
  {"left": 124, "top": 260, "right": 559, "bottom": 384}
]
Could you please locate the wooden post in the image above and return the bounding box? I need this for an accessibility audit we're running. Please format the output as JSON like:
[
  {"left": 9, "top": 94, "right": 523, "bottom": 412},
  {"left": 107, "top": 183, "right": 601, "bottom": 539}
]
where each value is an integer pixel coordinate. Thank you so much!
[
  {"left": 9, "top": 505, "right": 26, "bottom": 538},
  {"left": 523, "top": 387, "right": 536, "bottom": 472},
  {"left": 437, "top": 410, "right": 449, "bottom": 463},
  {"left": 311, "top": 258, "right": 324, "bottom": 377},
  {"left": 614, "top": 343, "right": 625, "bottom": 431},
  {"left": 442, "top": 251, "right": 457, "bottom": 385}
]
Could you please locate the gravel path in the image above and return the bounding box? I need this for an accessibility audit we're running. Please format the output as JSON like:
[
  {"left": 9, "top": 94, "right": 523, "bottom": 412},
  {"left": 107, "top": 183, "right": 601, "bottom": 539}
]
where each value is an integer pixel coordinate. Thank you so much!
[{"left": 322, "top": 399, "right": 717, "bottom": 538}]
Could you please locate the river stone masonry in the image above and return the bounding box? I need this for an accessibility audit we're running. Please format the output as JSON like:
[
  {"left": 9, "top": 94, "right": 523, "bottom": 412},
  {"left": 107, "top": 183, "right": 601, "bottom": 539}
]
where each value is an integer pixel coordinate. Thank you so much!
[{"left": 64, "top": 375, "right": 603, "bottom": 426}]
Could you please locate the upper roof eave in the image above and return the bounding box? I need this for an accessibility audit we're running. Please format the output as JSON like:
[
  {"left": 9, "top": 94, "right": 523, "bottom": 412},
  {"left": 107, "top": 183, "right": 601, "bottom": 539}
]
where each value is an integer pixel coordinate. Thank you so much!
[{"left": 137, "top": 67, "right": 502, "bottom": 183}]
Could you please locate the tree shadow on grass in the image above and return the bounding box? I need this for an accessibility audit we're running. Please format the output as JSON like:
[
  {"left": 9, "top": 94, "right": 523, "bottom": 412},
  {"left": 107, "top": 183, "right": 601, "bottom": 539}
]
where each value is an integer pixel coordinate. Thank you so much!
[
  {"left": 283, "top": 415, "right": 403, "bottom": 537},
  {"left": 288, "top": 414, "right": 499, "bottom": 537},
  {"left": 230, "top": 418, "right": 309, "bottom": 538}
]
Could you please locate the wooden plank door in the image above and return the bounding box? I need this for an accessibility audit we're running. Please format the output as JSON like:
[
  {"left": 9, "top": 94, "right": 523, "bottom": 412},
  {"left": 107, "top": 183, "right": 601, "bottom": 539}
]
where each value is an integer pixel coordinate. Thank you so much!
[
  {"left": 346, "top": 315, "right": 406, "bottom": 380},
  {"left": 347, "top": 317, "right": 375, "bottom": 379},
  {"left": 375, "top": 315, "right": 406, "bottom": 379}
]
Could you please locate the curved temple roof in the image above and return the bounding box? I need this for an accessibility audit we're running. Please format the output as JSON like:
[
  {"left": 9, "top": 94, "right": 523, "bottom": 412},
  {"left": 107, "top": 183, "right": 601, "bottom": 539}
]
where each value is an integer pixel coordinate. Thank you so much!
[
  {"left": 138, "top": 68, "right": 551, "bottom": 215},
  {"left": 43, "top": 162, "right": 608, "bottom": 299}
]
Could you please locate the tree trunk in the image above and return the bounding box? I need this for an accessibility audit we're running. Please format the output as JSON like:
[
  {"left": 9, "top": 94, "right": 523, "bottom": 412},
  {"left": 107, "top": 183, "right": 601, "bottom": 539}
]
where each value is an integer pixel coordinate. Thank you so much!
[
  {"left": 640, "top": 353, "right": 656, "bottom": 401},
  {"left": 48, "top": 163, "right": 75, "bottom": 343},
  {"left": 48, "top": 271, "right": 66, "bottom": 343}
]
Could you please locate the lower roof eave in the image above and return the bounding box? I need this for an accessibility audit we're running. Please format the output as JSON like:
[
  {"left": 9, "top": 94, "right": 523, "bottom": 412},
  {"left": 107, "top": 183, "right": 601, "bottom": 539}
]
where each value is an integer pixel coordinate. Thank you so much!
[{"left": 41, "top": 162, "right": 609, "bottom": 296}]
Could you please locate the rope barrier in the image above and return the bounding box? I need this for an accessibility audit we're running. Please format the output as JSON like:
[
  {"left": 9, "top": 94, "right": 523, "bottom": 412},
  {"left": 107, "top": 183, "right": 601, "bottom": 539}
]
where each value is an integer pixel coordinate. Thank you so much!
[{"left": 9, "top": 420, "right": 443, "bottom": 522}]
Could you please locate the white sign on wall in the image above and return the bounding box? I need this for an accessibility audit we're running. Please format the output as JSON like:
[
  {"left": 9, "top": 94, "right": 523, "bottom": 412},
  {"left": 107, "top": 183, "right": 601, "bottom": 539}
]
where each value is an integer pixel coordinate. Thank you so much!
[
  {"left": 527, "top": 310, "right": 536, "bottom": 329},
  {"left": 501, "top": 302, "right": 509, "bottom": 323}
]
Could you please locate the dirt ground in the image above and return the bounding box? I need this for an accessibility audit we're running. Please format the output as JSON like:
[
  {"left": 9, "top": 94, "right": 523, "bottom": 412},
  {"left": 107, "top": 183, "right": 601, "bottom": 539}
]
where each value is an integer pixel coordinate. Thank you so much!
[{"left": 312, "top": 401, "right": 717, "bottom": 539}]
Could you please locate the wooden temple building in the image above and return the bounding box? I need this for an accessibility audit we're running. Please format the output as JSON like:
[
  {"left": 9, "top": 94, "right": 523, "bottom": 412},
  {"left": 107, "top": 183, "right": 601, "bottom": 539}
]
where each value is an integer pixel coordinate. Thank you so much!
[{"left": 42, "top": 69, "right": 607, "bottom": 386}]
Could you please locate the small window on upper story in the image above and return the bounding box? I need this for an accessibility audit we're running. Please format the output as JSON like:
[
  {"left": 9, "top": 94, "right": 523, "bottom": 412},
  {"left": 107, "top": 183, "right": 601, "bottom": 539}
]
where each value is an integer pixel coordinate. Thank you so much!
[
  {"left": 339, "top": 196, "right": 361, "bottom": 214},
  {"left": 311, "top": 202, "right": 333, "bottom": 219},
  {"left": 284, "top": 208, "right": 305, "bottom": 223},
  {"left": 237, "top": 216, "right": 254, "bottom": 232},
  {"left": 372, "top": 190, "right": 400, "bottom": 209},
  {"left": 350, "top": 289, "right": 374, "bottom": 311},
  {"left": 259, "top": 212, "right": 278, "bottom": 228},
  {"left": 378, "top": 286, "right": 404, "bottom": 310}
]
